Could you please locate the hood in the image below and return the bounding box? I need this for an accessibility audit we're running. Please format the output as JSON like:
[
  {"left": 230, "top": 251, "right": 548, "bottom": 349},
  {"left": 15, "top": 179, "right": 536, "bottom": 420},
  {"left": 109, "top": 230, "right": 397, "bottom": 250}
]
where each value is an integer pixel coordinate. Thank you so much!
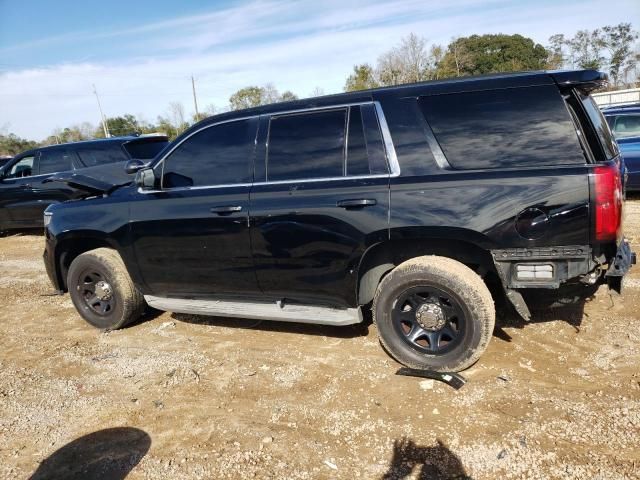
[{"left": 43, "top": 172, "right": 128, "bottom": 196}]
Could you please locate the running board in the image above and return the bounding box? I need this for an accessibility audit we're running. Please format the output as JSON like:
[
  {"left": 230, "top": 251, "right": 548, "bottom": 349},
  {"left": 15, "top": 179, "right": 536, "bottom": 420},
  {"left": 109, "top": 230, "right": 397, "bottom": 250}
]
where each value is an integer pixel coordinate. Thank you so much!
[{"left": 144, "top": 295, "right": 363, "bottom": 326}]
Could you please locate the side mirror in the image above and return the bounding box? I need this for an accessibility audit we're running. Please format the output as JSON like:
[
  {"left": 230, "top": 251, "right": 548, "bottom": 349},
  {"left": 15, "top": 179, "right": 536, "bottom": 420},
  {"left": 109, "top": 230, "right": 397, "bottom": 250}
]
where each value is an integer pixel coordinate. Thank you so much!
[
  {"left": 135, "top": 168, "right": 157, "bottom": 190},
  {"left": 125, "top": 159, "right": 148, "bottom": 174}
]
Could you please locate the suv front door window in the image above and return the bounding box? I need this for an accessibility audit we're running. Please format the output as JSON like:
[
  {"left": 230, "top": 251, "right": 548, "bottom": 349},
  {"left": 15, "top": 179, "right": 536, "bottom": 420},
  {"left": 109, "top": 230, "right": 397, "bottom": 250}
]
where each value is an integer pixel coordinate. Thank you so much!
[
  {"left": 130, "top": 118, "right": 260, "bottom": 296},
  {"left": 0, "top": 155, "right": 40, "bottom": 228},
  {"left": 6, "top": 156, "right": 35, "bottom": 179}
]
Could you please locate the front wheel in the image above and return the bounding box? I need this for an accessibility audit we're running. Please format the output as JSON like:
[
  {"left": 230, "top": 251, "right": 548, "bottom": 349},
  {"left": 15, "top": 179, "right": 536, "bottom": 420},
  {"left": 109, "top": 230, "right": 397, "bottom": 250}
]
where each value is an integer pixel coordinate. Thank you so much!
[
  {"left": 373, "top": 256, "right": 495, "bottom": 372},
  {"left": 67, "top": 248, "right": 145, "bottom": 330}
]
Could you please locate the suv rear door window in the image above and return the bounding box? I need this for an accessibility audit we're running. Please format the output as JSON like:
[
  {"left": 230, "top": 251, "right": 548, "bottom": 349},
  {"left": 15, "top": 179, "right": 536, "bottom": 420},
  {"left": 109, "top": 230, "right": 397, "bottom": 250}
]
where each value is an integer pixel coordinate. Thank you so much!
[
  {"left": 267, "top": 109, "right": 346, "bottom": 181},
  {"left": 38, "top": 149, "right": 74, "bottom": 175},
  {"left": 76, "top": 144, "right": 129, "bottom": 167},
  {"left": 419, "top": 85, "right": 585, "bottom": 170},
  {"left": 162, "top": 118, "right": 257, "bottom": 188},
  {"left": 347, "top": 104, "right": 389, "bottom": 176}
]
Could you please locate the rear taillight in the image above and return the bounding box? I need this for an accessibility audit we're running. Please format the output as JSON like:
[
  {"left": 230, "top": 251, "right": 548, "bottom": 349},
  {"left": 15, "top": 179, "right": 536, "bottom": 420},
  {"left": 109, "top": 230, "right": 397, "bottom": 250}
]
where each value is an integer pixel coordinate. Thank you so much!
[{"left": 593, "top": 164, "right": 623, "bottom": 242}]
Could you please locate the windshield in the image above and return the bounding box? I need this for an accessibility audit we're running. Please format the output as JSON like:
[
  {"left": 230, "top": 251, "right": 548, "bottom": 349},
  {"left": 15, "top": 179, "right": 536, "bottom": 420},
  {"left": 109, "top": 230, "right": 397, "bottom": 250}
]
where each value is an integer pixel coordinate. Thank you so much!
[{"left": 580, "top": 93, "right": 619, "bottom": 160}]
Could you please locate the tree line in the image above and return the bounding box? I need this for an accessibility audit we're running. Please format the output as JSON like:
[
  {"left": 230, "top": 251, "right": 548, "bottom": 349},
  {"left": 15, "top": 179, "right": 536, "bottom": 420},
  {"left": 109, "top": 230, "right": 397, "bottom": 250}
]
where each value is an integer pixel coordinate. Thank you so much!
[{"left": 1, "top": 22, "right": 637, "bottom": 156}]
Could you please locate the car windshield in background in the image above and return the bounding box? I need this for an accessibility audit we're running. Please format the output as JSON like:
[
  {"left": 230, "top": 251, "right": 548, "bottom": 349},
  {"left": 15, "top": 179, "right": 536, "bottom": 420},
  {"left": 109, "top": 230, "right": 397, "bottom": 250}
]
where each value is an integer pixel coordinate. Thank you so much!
[
  {"left": 123, "top": 139, "right": 169, "bottom": 159},
  {"left": 610, "top": 114, "right": 640, "bottom": 139}
]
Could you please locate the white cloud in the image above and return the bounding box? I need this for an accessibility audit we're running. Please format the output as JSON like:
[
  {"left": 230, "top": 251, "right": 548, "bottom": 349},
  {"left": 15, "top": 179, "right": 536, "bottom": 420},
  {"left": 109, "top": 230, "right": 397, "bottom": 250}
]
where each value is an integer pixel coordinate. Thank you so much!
[{"left": 0, "top": 0, "right": 638, "bottom": 139}]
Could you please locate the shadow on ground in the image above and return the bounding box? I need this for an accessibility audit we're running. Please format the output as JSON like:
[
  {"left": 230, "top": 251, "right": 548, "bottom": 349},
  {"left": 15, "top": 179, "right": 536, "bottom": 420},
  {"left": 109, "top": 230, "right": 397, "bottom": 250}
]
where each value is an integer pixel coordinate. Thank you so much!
[
  {"left": 29, "top": 427, "right": 151, "bottom": 480},
  {"left": 0, "top": 228, "right": 42, "bottom": 238},
  {"left": 381, "top": 437, "right": 471, "bottom": 479},
  {"left": 493, "top": 282, "right": 602, "bottom": 342}
]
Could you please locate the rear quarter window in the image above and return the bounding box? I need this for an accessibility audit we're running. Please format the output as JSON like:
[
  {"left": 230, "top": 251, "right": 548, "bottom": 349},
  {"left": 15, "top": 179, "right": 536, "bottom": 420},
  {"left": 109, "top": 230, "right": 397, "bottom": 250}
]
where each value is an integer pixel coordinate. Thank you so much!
[
  {"left": 419, "top": 85, "right": 585, "bottom": 170},
  {"left": 579, "top": 93, "right": 618, "bottom": 160}
]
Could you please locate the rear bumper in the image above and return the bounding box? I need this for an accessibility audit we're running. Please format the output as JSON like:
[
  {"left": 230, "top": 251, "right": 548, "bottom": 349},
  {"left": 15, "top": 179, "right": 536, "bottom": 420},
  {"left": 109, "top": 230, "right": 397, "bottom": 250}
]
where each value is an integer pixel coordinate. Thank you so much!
[{"left": 605, "top": 239, "right": 636, "bottom": 293}]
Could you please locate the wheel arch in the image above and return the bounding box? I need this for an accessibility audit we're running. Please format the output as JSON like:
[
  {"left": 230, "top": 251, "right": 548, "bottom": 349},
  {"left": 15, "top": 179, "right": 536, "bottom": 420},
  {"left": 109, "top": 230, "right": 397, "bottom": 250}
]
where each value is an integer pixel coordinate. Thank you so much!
[
  {"left": 53, "top": 231, "right": 122, "bottom": 291},
  {"left": 356, "top": 229, "right": 498, "bottom": 306}
]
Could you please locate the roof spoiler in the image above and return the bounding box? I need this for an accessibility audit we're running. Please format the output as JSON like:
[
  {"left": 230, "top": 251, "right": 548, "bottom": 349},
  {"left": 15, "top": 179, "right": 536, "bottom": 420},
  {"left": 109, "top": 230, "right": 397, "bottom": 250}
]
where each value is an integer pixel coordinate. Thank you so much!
[{"left": 549, "top": 70, "right": 608, "bottom": 93}]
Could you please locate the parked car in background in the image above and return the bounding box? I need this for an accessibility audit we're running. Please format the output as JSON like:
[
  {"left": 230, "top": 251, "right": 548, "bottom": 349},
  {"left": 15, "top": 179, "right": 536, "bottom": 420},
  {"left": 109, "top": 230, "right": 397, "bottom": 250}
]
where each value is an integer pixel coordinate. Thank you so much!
[
  {"left": 43, "top": 70, "right": 634, "bottom": 372},
  {"left": 602, "top": 104, "right": 640, "bottom": 191},
  {"left": 0, "top": 156, "right": 12, "bottom": 169},
  {"left": 0, "top": 135, "right": 168, "bottom": 231}
]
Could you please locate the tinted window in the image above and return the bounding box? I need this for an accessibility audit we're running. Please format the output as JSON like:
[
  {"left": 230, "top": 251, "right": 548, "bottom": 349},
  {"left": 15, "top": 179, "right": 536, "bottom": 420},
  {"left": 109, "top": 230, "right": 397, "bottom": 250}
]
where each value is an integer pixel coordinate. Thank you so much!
[
  {"left": 124, "top": 140, "right": 169, "bottom": 159},
  {"left": 420, "top": 85, "right": 585, "bottom": 170},
  {"left": 579, "top": 93, "right": 618, "bottom": 160},
  {"left": 268, "top": 109, "right": 346, "bottom": 181},
  {"left": 378, "top": 96, "right": 435, "bottom": 175},
  {"left": 162, "top": 119, "right": 256, "bottom": 188},
  {"left": 77, "top": 144, "right": 129, "bottom": 167},
  {"left": 347, "top": 105, "right": 389, "bottom": 176},
  {"left": 612, "top": 114, "right": 640, "bottom": 139},
  {"left": 6, "top": 156, "right": 34, "bottom": 178},
  {"left": 39, "top": 149, "right": 74, "bottom": 175}
]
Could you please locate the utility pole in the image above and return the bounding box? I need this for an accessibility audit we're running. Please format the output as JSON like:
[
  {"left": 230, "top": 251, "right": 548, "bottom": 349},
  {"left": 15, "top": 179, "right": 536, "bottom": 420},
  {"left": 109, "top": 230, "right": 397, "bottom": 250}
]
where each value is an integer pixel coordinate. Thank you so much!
[
  {"left": 92, "top": 84, "right": 110, "bottom": 138},
  {"left": 191, "top": 75, "right": 200, "bottom": 121}
]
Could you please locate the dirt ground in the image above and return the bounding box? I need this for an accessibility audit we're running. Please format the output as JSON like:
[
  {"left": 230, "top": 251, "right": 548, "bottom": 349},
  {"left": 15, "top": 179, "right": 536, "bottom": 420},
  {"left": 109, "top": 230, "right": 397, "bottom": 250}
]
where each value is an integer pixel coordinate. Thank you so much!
[{"left": 1, "top": 201, "right": 639, "bottom": 480}]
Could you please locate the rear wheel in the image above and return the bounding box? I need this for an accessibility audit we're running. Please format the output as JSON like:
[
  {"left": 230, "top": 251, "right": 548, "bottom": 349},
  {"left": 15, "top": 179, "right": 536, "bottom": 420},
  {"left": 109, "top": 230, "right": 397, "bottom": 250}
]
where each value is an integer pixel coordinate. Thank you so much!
[
  {"left": 67, "top": 248, "right": 145, "bottom": 330},
  {"left": 373, "top": 256, "right": 495, "bottom": 372}
]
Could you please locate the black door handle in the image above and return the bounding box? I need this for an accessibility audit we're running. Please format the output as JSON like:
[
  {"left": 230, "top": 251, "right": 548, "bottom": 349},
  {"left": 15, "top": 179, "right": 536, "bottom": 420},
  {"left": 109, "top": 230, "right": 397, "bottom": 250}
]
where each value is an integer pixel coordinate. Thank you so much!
[
  {"left": 211, "top": 205, "right": 242, "bottom": 215},
  {"left": 337, "top": 199, "right": 377, "bottom": 208}
]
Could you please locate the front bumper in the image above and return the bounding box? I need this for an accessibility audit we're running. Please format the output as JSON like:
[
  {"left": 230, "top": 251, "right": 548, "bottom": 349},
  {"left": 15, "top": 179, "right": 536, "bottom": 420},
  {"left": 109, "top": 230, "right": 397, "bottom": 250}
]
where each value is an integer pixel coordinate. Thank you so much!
[
  {"left": 605, "top": 239, "right": 636, "bottom": 293},
  {"left": 43, "top": 233, "right": 64, "bottom": 293}
]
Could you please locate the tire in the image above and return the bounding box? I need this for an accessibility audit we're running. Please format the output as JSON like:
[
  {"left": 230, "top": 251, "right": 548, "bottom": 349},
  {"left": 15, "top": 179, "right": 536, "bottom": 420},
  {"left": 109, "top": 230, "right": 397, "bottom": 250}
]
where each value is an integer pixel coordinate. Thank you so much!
[
  {"left": 67, "top": 248, "right": 145, "bottom": 330},
  {"left": 373, "top": 255, "right": 495, "bottom": 372}
]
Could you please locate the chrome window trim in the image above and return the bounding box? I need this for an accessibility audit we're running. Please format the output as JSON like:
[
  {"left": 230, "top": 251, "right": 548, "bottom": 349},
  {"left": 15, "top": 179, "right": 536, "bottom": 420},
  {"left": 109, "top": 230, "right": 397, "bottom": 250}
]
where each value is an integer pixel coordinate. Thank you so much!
[
  {"left": 264, "top": 101, "right": 400, "bottom": 182},
  {"left": 157, "top": 116, "right": 259, "bottom": 190},
  {"left": 265, "top": 106, "right": 349, "bottom": 181},
  {"left": 373, "top": 102, "right": 400, "bottom": 177},
  {"left": 138, "top": 100, "right": 400, "bottom": 195}
]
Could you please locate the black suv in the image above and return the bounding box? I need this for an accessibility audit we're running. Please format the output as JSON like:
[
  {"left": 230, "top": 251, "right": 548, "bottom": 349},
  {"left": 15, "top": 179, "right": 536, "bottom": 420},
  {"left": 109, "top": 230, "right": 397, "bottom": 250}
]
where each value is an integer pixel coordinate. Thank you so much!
[
  {"left": 43, "top": 70, "right": 634, "bottom": 372},
  {"left": 0, "top": 135, "right": 168, "bottom": 231}
]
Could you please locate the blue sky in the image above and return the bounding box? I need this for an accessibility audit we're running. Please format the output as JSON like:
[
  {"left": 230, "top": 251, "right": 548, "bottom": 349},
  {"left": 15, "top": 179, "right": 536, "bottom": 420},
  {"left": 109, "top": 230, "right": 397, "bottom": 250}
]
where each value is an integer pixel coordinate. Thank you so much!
[{"left": 1, "top": 0, "right": 638, "bottom": 139}]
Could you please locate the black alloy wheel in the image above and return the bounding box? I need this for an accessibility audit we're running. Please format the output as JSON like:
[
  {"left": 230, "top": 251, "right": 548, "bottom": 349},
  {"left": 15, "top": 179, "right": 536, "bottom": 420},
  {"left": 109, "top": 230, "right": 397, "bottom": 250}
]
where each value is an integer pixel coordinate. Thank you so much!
[
  {"left": 67, "top": 248, "right": 146, "bottom": 330},
  {"left": 392, "top": 286, "right": 465, "bottom": 355},
  {"left": 76, "top": 269, "right": 116, "bottom": 316}
]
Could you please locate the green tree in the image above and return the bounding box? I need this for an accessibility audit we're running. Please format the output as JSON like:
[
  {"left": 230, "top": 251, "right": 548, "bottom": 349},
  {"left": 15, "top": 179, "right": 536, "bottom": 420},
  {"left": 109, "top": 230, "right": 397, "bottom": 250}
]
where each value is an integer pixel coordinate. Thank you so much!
[
  {"left": 437, "top": 34, "right": 549, "bottom": 78},
  {"left": 104, "top": 114, "right": 140, "bottom": 137},
  {"left": 228, "top": 85, "right": 299, "bottom": 110},
  {"left": 602, "top": 23, "right": 639, "bottom": 86},
  {"left": 377, "top": 33, "right": 434, "bottom": 85},
  {"left": 0, "top": 133, "right": 38, "bottom": 156},
  {"left": 546, "top": 34, "right": 566, "bottom": 69},
  {"left": 229, "top": 86, "right": 263, "bottom": 110},
  {"left": 344, "top": 64, "right": 379, "bottom": 91},
  {"left": 280, "top": 90, "right": 298, "bottom": 102},
  {"left": 568, "top": 29, "right": 606, "bottom": 69}
]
